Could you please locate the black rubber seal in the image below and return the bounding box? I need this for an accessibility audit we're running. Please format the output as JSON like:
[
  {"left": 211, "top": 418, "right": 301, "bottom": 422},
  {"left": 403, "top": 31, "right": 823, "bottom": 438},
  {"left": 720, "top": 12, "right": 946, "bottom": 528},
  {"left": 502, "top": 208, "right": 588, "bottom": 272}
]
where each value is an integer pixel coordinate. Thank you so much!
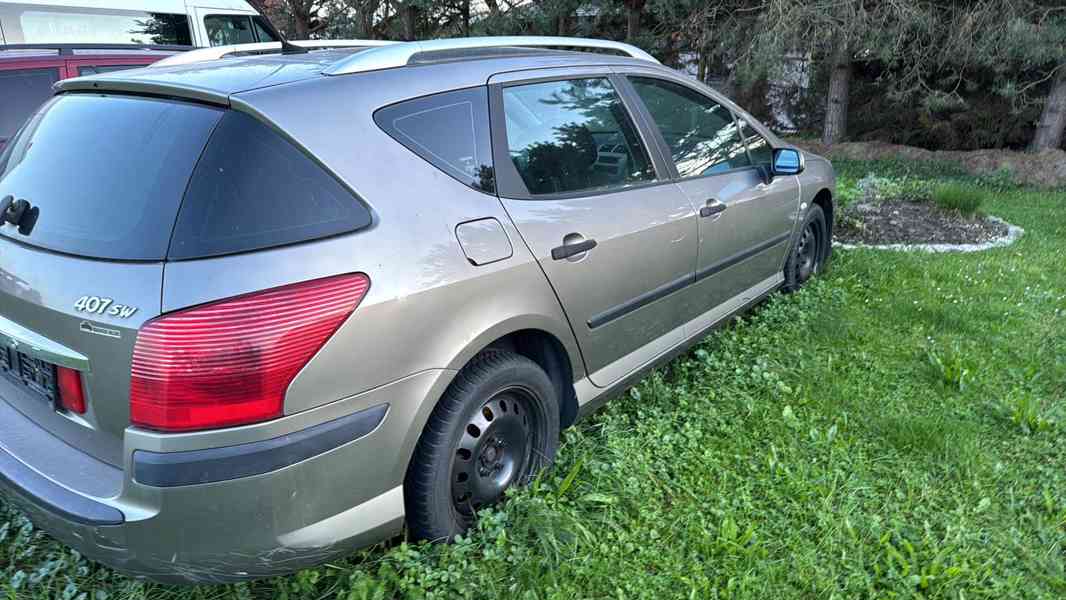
[
  {"left": 0, "top": 447, "right": 124, "bottom": 525},
  {"left": 133, "top": 403, "right": 388, "bottom": 488}
]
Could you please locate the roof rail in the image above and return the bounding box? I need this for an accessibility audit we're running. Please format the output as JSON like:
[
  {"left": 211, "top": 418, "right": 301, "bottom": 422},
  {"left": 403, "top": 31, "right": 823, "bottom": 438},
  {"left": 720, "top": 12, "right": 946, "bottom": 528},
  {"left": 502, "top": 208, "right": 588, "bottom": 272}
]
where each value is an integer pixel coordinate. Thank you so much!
[
  {"left": 322, "top": 36, "right": 659, "bottom": 76},
  {"left": 150, "top": 39, "right": 397, "bottom": 68}
]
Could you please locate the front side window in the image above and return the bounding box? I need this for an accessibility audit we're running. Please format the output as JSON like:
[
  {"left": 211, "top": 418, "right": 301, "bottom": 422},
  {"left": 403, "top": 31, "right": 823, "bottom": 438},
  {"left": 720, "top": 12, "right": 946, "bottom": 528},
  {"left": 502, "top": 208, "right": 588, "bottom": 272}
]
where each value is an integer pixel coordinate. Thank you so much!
[
  {"left": 204, "top": 15, "right": 256, "bottom": 46},
  {"left": 740, "top": 119, "right": 774, "bottom": 167},
  {"left": 253, "top": 16, "right": 279, "bottom": 42},
  {"left": 0, "top": 67, "right": 60, "bottom": 144},
  {"left": 375, "top": 87, "right": 495, "bottom": 193},
  {"left": 629, "top": 77, "right": 750, "bottom": 177},
  {"left": 502, "top": 78, "right": 655, "bottom": 196}
]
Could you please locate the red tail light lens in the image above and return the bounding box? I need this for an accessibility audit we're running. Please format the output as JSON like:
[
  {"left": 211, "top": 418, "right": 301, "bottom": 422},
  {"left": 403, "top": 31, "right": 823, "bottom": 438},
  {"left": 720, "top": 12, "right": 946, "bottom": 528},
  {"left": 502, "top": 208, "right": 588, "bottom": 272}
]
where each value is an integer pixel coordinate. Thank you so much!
[
  {"left": 130, "top": 273, "right": 370, "bottom": 432},
  {"left": 57, "top": 367, "right": 86, "bottom": 414}
]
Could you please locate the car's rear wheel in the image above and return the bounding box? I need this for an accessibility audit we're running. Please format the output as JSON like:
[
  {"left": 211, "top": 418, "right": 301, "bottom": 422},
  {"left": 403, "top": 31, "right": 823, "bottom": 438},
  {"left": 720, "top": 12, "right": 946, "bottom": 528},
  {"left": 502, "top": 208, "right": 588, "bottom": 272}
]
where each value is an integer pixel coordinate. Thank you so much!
[
  {"left": 783, "top": 204, "right": 827, "bottom": 292},
  {"left": 405, "top": 351, "right": 559, "bottom": 542}
]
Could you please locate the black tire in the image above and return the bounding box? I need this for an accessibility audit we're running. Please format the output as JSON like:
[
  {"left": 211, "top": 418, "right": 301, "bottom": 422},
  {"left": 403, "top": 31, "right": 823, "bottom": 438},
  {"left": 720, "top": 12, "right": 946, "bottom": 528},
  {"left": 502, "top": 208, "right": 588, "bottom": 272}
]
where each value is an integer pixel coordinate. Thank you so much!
[
  {"left": 783, "top": 204, "right": 828, "bottom": 292},
  {"left": 404, "top": 350, "right": 560, "bottom": 542}
]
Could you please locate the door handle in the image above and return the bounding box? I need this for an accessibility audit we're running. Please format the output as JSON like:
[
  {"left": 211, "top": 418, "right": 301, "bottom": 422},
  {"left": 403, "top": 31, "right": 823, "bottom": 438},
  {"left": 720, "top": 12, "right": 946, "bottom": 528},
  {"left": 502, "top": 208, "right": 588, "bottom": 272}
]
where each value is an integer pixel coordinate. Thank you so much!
[
  {"left": 700, "top": 200, "right": 727, "bottom": 218},
  {"left": 551, "top": 239, "right": 597, "bottom": 260}
]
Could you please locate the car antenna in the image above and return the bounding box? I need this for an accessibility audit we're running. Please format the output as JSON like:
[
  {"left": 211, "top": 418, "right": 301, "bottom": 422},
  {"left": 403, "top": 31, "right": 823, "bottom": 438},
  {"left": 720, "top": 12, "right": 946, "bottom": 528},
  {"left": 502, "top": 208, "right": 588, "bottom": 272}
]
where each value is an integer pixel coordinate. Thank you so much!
[{"left": 262, "top": 18, "right": 308, "bottom": 55}]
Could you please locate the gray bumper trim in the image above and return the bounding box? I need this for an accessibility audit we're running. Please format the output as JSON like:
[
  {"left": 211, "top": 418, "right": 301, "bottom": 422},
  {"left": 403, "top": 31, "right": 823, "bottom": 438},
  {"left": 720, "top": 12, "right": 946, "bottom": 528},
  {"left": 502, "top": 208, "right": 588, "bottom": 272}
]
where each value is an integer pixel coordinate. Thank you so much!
[
  {"left": 0, "top": 446, "right": 124, "bottom": 525},
  {"left": 133, "top": 403, "right": 388, "bottom": 487}
]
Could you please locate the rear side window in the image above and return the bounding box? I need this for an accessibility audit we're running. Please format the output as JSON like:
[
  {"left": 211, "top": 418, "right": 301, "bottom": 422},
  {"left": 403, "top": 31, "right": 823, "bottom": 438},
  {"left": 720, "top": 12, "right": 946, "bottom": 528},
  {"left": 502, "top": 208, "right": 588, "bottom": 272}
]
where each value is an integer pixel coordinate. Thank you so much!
[
  {"left": 0, "top": 67, "right": 59, "bottom": 145},
  {"left": 375, "top": 87, "right": 495, "bottom": 193},
  {"left": 501, "top": 78, "right": 655, "bottom": 196},
  {"left": 169, "top": 111, "right": 372, "bottom": 260},
  {"left": 0, "top": 94, "right": 222, "bottom": 260}
]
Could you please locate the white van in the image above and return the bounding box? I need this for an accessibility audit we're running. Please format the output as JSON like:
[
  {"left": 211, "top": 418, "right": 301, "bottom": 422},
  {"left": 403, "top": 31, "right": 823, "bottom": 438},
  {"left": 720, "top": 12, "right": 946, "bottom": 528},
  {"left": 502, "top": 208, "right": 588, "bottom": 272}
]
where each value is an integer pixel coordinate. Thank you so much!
[{"left": 0, "top": 1, "right": 279, "bottom": 48}]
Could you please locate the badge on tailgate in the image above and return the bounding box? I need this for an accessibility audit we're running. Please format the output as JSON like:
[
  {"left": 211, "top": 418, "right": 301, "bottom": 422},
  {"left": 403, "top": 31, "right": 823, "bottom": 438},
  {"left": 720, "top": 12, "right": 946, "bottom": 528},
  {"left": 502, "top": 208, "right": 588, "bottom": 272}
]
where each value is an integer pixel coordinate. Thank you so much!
[{"left": 74, "top": 296, "right": 138, "bottom": 319}]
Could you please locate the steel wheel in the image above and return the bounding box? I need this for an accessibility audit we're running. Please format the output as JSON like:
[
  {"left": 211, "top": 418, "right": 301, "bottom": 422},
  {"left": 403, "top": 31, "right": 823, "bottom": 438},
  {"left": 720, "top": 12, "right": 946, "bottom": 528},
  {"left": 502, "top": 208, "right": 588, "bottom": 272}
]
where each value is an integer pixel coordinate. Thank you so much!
[
  {"left": 451, "top": 389, "right": 536, "bottom": 514},
  {"left": 794, "top": 220, "right": 820, "bottom": 283}
]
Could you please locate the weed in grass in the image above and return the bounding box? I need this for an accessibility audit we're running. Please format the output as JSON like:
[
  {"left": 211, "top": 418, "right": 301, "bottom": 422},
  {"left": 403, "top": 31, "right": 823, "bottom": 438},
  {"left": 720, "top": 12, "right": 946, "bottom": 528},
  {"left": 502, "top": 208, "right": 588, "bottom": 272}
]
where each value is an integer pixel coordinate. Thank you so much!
[
  {"left": 925, "top": 342, "right": 972, "bottom": 391},
  {"left": 1004, "top": 388, "right": 1056, "bottom": 434},
  {"left": 931, "top": 183, "right": 985, "bottom": 217}
]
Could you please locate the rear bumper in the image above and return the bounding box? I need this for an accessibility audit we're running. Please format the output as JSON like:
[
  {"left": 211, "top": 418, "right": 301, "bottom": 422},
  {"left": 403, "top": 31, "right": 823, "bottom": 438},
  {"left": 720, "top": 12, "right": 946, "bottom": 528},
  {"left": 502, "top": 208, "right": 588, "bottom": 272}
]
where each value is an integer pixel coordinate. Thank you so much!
[{"left": 0, "top": 368, "right": 455, "bottom": 584}]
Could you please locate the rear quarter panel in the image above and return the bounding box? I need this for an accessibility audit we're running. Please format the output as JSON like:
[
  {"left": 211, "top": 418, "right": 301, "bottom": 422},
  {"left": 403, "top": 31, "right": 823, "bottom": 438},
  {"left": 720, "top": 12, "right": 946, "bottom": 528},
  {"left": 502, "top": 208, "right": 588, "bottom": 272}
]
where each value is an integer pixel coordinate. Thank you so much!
[{"left": 162, "top": 66, "right": 582, "bottom": 419}]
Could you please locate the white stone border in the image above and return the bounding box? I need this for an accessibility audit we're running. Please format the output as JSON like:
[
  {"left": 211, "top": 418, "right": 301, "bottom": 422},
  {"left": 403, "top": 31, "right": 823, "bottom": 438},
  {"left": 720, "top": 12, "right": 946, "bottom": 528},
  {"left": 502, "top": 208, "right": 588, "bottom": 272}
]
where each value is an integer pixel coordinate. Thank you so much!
[{"left": 835, "top": 216, "right": 1024, "bottom": 253}]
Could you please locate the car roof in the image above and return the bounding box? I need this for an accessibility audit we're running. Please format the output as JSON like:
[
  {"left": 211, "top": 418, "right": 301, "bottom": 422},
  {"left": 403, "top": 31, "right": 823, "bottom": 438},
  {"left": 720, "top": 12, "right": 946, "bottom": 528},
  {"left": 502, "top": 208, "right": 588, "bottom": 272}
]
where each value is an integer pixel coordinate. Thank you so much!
[
  {"left": 54, "top": 46, "right": 667, "bottom": 106},
  {"left": 0, "top": 45, "right": 182, "bottom": 62}
]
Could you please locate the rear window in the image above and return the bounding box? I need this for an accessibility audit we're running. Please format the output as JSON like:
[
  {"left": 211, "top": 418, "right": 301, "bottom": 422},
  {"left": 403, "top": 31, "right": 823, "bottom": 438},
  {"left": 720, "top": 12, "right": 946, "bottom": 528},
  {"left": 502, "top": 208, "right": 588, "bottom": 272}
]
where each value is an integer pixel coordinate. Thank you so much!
[
  {"left": 0, "top": 94, "right": 371, "bottom": 261},
  {"left": 0, "top": 94, "right": 222, "bottom": 260},
  {"left": 0, "top": 67, "right": 60, "bottom": 145}
]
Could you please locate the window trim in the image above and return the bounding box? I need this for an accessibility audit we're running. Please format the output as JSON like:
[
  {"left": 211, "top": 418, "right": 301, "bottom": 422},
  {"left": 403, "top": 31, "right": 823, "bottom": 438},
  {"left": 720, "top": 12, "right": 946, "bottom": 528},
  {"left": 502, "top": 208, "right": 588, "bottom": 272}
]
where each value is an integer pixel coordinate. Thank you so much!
[
  {"left": 617, "top": 73, "right": 768, "bottom": 183},
  {"left": 488, "top": 73, "right": 673, "bottom": 201}
]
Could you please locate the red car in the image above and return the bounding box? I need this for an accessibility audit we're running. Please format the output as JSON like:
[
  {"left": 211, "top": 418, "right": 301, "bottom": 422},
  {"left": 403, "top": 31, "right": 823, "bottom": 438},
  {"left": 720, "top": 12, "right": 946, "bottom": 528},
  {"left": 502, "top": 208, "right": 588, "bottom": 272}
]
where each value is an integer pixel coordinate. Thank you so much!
[{"left": 0, "top": 44, "right": 184, "bottom": 149}]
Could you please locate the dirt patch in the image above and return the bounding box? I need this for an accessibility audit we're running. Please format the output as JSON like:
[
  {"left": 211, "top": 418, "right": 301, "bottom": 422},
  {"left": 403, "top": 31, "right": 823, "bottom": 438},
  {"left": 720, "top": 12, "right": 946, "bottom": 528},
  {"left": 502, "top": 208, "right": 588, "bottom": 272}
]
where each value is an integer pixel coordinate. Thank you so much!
[
  {"left": 836, "top": 201, "right": 1008, "bottom": 245},
  {"left": 792, "top": 140, "right": 1066, "bottom": 189}
]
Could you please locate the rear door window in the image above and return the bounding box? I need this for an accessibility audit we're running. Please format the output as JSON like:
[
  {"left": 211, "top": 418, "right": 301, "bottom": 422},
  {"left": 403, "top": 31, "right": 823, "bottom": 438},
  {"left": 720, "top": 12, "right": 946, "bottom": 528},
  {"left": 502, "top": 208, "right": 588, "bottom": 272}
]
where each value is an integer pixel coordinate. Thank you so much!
[
  {"left": 501, "top": 77, "right": 655, "bottom": 196},
  {"left": 0, "top": 67, "right": 60, "bottom": 146},
  {"left": 168, "top": 111, "right": 372, "bottom": 260},
  {"left": 375, "top": 87, "right": 495, "bottom": 193},
  {"left": 0, "top": 94, "right": 222, "bottom": 260}
]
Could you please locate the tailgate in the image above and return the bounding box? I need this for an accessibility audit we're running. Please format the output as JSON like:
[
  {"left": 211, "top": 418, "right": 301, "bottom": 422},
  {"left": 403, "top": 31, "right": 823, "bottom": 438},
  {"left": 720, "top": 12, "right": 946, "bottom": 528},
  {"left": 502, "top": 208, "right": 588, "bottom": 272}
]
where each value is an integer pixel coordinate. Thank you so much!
[{"left": 0, "top": 238, "right": 162, "bottom": 466}]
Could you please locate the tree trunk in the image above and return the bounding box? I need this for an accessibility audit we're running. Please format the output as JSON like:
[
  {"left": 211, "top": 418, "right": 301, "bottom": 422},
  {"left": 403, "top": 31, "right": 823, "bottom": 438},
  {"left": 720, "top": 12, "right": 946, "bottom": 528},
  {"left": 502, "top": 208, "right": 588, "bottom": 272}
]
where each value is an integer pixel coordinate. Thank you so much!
[
  {"left": 460, "top": 0, "right": 471, "bottom": 36},
  {"left": 485, "top": 0, "right": 500, "bottom": 18},
  {"left": 401, "top": 3, "right": 418, "bottom": 40},
  {"left": 823, "top": 37, "right": 851, "bottom": 145},
  {"left": 1031, "top": 65, "right": 1066, "bottom": 151},
  {"left": 625, "top": 0, "right": 645, "bottom": 42}
]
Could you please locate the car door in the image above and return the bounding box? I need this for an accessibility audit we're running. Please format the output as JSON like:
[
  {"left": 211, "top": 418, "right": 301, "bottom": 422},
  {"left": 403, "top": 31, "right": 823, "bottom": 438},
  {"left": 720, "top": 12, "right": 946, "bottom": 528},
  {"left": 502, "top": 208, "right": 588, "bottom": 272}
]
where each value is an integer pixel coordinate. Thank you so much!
[
  {"left": 489, "top": 69, "right": 699, "bottom": 387},
  {"left": 620, "top": 73, "right": 800, "bottom": 327}
]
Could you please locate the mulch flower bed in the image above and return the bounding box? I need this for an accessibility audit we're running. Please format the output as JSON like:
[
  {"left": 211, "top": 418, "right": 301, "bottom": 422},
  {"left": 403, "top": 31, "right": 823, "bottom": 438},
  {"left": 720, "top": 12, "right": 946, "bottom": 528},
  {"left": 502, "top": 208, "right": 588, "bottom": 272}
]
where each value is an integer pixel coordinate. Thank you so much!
[{"left": 835, "top": 200, "right": 1009, "bottom": 246}]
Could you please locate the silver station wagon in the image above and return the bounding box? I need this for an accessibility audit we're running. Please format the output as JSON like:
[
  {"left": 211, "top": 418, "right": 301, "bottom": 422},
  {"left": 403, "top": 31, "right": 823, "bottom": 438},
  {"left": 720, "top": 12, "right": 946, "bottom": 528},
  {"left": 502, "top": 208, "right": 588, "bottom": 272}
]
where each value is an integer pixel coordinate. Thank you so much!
[{"left": 0, "top": 36, "right": 835, "bottom": 583}]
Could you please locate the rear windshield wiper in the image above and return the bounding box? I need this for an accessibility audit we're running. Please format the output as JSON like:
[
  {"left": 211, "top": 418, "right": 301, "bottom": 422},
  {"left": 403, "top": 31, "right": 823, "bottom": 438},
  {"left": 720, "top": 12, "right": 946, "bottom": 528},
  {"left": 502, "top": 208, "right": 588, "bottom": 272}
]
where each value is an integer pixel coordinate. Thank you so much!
[{"left": 0, "top": 195, "right": 39, "bottom": 236}]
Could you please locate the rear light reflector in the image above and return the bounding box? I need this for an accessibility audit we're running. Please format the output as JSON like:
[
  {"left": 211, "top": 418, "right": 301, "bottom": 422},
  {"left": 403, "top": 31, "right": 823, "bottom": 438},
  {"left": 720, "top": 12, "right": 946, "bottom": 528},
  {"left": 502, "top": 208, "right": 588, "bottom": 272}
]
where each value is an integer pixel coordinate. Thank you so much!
[
  {"left": 130, "top": 273, "right": 370, "bottom": 432},
  {"left": 57, "top": 367, "right": 86, "bottom": 414}
]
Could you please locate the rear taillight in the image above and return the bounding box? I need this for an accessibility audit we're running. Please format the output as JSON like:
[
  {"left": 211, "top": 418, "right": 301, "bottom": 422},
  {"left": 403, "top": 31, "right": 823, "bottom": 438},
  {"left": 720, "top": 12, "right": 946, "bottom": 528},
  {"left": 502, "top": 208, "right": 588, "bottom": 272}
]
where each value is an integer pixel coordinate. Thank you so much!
[
  {"left": 130, "top": 273, "right": 370, "bottom": 432},
  {"left": 57, "top": 367, "right": 86, "bottom": 414}
]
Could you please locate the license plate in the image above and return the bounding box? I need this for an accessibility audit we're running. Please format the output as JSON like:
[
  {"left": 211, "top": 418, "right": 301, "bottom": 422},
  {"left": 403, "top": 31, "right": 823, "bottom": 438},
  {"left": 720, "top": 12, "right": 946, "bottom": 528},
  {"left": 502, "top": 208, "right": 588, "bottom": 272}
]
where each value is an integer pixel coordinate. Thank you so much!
[{"left": 0, "top": 346, "right": 58, "bottom": 403}]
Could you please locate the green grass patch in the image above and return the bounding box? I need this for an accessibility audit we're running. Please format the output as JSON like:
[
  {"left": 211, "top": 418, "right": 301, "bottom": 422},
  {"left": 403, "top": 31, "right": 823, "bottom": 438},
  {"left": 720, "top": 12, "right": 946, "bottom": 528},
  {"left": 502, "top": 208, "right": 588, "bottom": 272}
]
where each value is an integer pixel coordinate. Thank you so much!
[
  {"left": 0, "top": 166, "right": 1063, "bottom": 599},
  {"left": 932, "top": 183, "right": 986, "bottom": 217}
]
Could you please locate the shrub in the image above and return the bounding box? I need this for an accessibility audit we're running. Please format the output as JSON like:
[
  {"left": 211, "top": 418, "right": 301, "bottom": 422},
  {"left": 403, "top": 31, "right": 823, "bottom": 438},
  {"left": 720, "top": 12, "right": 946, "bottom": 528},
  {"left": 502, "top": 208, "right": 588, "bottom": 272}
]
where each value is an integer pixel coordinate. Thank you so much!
[{"left": 931, "top": 183, "right": 984, "bottom": 217}]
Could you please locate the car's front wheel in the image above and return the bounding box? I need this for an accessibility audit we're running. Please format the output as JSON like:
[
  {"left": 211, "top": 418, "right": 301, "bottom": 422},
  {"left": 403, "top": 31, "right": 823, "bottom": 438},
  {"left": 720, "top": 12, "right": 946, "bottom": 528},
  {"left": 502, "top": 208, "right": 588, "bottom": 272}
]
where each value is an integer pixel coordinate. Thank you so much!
[
  {"left": 783, "top": 204, "right": 828, "bottom": 292},
  {"left": 405, "top": 351, "right": 559, "bottom": 542}
]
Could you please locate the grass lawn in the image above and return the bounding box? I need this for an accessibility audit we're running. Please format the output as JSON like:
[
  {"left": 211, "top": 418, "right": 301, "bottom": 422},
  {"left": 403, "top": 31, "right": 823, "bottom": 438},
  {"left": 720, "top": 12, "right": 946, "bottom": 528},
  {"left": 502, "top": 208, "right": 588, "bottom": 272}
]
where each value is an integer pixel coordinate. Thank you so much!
[{"left": 1, "top": 160, "right": 1063, "bottom": 599}]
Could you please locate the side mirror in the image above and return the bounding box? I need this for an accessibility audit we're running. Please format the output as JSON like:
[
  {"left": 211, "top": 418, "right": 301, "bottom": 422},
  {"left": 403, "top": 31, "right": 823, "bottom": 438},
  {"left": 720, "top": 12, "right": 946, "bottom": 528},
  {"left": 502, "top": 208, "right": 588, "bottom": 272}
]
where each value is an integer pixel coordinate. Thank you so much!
[{"left": 772, "top": 148, "right": 804, "bottom": 176}]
